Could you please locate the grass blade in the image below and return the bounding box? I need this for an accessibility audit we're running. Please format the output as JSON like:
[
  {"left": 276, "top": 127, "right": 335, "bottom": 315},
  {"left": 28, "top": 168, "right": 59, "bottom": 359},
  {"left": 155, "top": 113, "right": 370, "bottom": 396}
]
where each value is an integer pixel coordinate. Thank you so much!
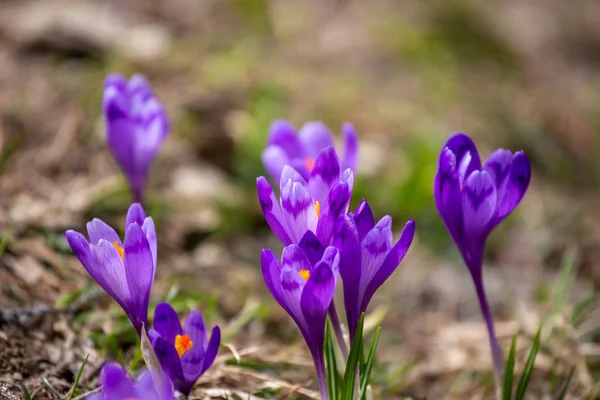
[
  {"left": 68, "top": 354, "right": 89, "bottom": 399},
  {"left": 515, "top": 327, "right": 541, "bottom": 400},
  {"left": 571, "top": 294, "right": 600, "bottom": 327},
  {"left": 42, "top": 378, "right": 61, "bottom": 399},
  {"left": 325, "top": 320, "right": 339, "bottom": 400},
  {"left": 503, "top": 334, "right": 517, "bottom": 400},
  {"left": 0, "top": 230, "right": 11, "bottom": 256},
  {"left": 22, "top": 386, "right": 32, "bottom": 400},
  {"left": 555, "top": 368, "right": 575, "bottom": 400},
  {"left": 552, "top": 248, "right": 578, "bottom": 313},
  {"left": 359, "top": 326, "right": 381, "bottom": 400},
  {"left": 341, "top": 313, "right": 365, "bottom": 400}
]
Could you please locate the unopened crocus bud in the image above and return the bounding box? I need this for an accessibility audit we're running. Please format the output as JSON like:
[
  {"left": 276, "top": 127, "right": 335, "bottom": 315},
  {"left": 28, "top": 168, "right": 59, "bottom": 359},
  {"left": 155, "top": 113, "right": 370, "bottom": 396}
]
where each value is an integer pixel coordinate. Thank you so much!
[{"left": 103, "top": 74, "right": 170, "bottom": 204}]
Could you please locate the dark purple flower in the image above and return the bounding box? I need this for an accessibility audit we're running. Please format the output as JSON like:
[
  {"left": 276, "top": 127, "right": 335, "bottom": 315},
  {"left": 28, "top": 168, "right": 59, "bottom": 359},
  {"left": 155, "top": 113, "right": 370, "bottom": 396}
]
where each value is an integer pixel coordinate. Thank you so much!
[
  {"left": 261, "top": 120, "right": 358, "bottom": 183},
  {"left": 434, "top": 133, "right": 531, "bottom": 380},
  {"left": 435, "top": 133, "right": 531, "bottom": 272},
  {"left": 261, "top": 235, "right": 339, "bottom": 400},
  {"left": 66, "top": 203, "right": 157, "bottom": 335},
  {"left": 103, "top": 73, "right": 170, "bottom": 204},
  {"left": 148, "top": 302, "right": 221, "bottom": 395},
  {"left": 88, "top": 362, "right": 174, "bottom": 400},
  {"left": 257, "top": 146, "right": 353, "bottom": 247},
  {"left": 334, "top": 200, "right": 415, "bottom": 341}
]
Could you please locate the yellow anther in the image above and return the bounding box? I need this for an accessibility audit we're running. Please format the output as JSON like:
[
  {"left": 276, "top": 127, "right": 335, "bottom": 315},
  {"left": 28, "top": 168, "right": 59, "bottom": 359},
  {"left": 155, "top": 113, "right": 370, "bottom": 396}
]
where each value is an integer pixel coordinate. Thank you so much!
[
  {"left": 315, "top": 201, "right": 321, "bottom": 219},
  {"left": 112, "top": 241, "right": 124, "bottom": 260},
  {"left": 175, "top": 334, "right": 193, "bottom": 358},
  {"left": 298, "top": 269, "right": 310, "bottom": 281}
]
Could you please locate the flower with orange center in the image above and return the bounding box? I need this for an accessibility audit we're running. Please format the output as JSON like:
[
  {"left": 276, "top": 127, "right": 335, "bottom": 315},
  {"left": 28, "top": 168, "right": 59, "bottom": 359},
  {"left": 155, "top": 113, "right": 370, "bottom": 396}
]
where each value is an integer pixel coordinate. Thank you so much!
[
  {"left": 261, "top": 119, "right": 359, "bottom": 185},
  {"left": 149, "top": 302, "right": 222, "bottom": 396},
  {"left": 261, "top": 240, "right": 340, "bottom": 400},
  {"left": 65, "top": 203, "right": 157, "bottom": 336},
  {"left": 257, "top": 146, "right": 353, "bottom": 247}
]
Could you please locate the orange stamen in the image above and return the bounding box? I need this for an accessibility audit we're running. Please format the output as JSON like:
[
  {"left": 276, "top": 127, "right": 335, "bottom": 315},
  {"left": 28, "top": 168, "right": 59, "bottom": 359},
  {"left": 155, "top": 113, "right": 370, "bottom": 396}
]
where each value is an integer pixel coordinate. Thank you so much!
[
  {"left": 175, "top": 334, "right": 193, "bottom": 358},
  {"left": 298, "top": 269, "right": 310, "bottom": 281},
  {"left": 315, "top": 201, "right": 321, "bottom": 219},
  {"left": 305, "top": 157, "right": 316, "bottom": 171},
  {"left": 112, "top": 241, "right": 124, "bottom": 260}
]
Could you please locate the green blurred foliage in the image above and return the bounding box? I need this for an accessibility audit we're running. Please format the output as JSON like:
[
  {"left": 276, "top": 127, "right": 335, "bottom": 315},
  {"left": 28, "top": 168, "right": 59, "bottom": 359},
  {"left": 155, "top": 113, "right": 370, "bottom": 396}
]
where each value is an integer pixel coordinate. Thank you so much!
[
  {"left": 352, "top": 133, "right": 450, "bottom": 249},
  {"left": 378, "top": 0, "right": 520, "bottom": 73},
  {"left": 230, "top": 0, "right": 274, "bottom": 37}
]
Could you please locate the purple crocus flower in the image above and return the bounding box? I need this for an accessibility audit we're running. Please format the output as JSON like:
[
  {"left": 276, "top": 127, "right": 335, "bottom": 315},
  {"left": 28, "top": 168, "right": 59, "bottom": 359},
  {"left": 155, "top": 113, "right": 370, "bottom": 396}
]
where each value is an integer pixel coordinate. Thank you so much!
[
  {"left": 88, "top": 362, "right": 174, "bottom": 400},
  {"left": 148, "top": 302, "right": 221, "bottom": 396},
  {"left": 434, "top": 133, "right": 531, "bottom": 380},
  {"left": 66, "top": 203, "right": 157, "bottom": 335},
  {"left": 334, "top": 200, "right": 415, "bottom": 342},
  {"left": 261, "top": 120, "right": 358, "bottom": 183},
  {"left": 257, "top": 146, "right": 354, "bottom": 247},
  {"left": 261, "top": 233, "right": 339, "bottom": 400},
  {"left": 103, "top": 73, "right": 170, "bottom": 204}
]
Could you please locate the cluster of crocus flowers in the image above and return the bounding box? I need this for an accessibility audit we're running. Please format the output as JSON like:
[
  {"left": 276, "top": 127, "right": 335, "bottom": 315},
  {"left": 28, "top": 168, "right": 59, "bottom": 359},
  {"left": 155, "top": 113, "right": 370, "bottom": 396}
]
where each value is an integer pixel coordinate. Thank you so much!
[
  {"left": 434, "top": 133, "right": 531, "bottom": 382},
  {"left": 67, "top": 74, "right": 220, "bottom": 399},
  {"left": 88, "top": 363, "right": 174, "bottom": 400},
  {"left": 67, "top": 202, "right": 221, "bottom": 396},
  {"left": 103, "top": 73, "right": 170, "bottom": 204},
  {"left": 68, "top": 69, "right": 535, "bottom": 398},
  {"left": 258, "top": 121, "right": 416, "bottom": 398}
]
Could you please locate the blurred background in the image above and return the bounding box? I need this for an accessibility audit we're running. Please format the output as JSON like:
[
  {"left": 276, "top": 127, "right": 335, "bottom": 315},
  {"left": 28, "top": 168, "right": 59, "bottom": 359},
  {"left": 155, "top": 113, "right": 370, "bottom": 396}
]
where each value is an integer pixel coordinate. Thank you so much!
[{"left": 0, "top": 0, "right": 599, "bottom": 399}]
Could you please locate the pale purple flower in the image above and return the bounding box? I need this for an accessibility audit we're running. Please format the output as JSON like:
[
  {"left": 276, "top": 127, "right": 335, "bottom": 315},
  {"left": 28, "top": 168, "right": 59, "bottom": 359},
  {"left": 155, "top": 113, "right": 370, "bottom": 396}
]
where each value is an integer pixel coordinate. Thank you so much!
[
  {"left": 257, "top": 146, "right": 353, "bottom": 247},
  {"left": 261, "top": 120, "right": 358, "bottom": 183},
  {"left": 103, "top": 74, "right": 170, "bottom": 204},
  {"left": 148, "top": 303, "right": 221, "bottom": 395},
  {"left": 261, "top": 233, "right": 339, "bottom": 400},
  {"left": 434, "top": 132, "right": 531, "bottom": 380},
  {"left": 88, "top": 363, "right": 174, "bottom": 400},
  {"left": 334, "top": 200, "right": 415, "bottom": 341},
  {"left": 66, "top": 203, "right": 157, "bottom": 335}
]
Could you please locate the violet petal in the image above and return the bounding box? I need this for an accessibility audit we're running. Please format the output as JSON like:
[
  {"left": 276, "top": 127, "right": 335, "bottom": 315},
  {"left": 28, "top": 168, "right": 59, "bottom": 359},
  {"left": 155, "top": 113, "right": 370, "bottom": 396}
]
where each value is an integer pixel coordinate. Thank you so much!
[
  {"left": 298, "top": 121, "right": 334, "bottom": 160},
  {"left": 153, "top": 303, "right": 183, "bottom": 344},
  {"left": 342, "top": 122, "right": 359, "bottom": 172},
  {"left": 461, "top": 170, "right": 497, "bottom": 239},
  {"left": 183, "top": 311, "right": 207, "bottom": 350},
  {"left": 256, "top": 176, "right": 293, "bottom": 245}
]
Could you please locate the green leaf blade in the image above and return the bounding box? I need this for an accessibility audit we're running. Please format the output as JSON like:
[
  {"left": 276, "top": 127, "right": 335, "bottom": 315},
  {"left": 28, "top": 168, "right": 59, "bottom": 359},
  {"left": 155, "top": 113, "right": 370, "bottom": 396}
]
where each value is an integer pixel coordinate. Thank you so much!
[
  {"left": 359, "top": 326, "right": 381, "bottom": 400},
  {"left": 515, "top": 327, "right": 542, "bottom": 400},
  {"left": 341, "top": 313, "right": 365, "bottom": 400},
  {"left": 325, "top": 321, "right": 339, "bottom": 400},
  {"left": 555, "top": 368, "right": 575, "bottom": 400},
  {"left": 503, "top": 334, "right": 517, "bottom": 400},
  {"left": 68, "top": 354, "right": 89, "bottom": 399}
]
